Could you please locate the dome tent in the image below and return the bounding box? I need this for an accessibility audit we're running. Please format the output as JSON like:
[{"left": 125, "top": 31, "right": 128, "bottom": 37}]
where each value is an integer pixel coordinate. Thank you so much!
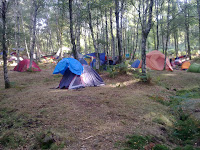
[
  {"left": 187, "top": 63, "right": 200, "bottom": 73},
  {"left": 13, "top": 59, "right": 41, "bottom": 72},
  {"left": 138, "top": 50, "right": 173, "bottom": 71},
  {"left": 53, "top": 58, "right": 104, "bottom": 89}
]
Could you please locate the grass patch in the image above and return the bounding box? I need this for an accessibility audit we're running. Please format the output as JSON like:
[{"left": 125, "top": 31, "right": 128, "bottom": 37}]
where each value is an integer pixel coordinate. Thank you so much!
[
  {"left": 121, "top": 135, "right": 151, "bottom": 150},
  {"left": 0, "top": 131, "right": 25, "bottom": 149},
  {"left": 33, "top": 131, "right": 65, "bottom": 150},
  {"left": 176, "top": 88, "right": 200, "bottom": 99}
]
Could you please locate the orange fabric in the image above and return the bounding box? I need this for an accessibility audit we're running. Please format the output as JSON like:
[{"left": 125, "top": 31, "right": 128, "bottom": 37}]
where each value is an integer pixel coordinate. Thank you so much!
[
  {"left": 138, "top": 50, "right": 173, "bottom": 71},
  {"left": 181, "top": 61, "right": 191, "bottom": 70}
]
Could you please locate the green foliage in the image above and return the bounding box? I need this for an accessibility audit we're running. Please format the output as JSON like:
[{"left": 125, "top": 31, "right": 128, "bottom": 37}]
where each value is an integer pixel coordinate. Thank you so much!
[
  {"left": 148, "top": 95, "right": 169, "bottom": 106},
  {"left": 34, "top": 131, "right": 65, "bottom": 150},
  {"left": 153, "top": 144, "right": 170, "bottom": 150},
  {"left": 139, "top": 73, "right": 151, "bottom": 83},
  {"left": 0, "top": 131, "right": 25, "bottom": 149},
  {"left": 173, "top": 145, "right": 200, "bottom": 150},
  {"left": 124, "top": 135, "right": 150, "bottom": 150},
  {"left": 172, "top": 117, "right": 200, "bottom": 142},
  {"left": 106, "top": 63, "right": 128, "bottom": 78},
  {"left": 176, "top": 88, "right": 200, "bottom": 99}
]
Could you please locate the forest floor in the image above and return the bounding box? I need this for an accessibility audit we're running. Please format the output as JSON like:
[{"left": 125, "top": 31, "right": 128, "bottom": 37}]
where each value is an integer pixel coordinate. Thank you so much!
[{"left": 0, "top": 63, "right": 200, "bottom": 150}]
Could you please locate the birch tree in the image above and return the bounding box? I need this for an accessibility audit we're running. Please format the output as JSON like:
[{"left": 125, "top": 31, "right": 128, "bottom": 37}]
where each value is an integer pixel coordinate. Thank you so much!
[
  {"left": 1, "top": 0, "right": 11, "bottom": 89},
  {"left": 69, "top": 0, "right": 78, "bottom": 59}
]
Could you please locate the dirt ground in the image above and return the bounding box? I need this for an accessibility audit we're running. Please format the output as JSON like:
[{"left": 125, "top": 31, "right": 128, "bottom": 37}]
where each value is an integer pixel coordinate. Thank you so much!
[{"left": 0, "top": 64, "right": 200, "bottom": 150}]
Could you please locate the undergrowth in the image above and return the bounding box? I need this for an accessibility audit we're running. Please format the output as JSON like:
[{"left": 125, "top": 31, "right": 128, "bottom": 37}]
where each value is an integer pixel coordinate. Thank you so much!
[
  {"left": 106, "top": 63, "right": 128, "bottom": 78},
  {"left": 118, "top": 87, "right": 200, "bottom": 150}
]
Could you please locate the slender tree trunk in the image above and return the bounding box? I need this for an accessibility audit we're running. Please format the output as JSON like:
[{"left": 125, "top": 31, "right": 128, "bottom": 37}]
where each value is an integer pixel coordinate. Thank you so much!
[
  {"left": 29, "top": 0, "right": 38, "bottom": 69},
  {"left": 110, "top": 8, "right": 115, "bottom": 60},
  {"left": 164, "top": 0, "right": 170, "bottom": 70},
  {"left": 156, "top": 0, "right": 159, "bottom": 50},
  {"left": 87, "top": 1, "right": 99, "bottom": 69},
  {"left": 69, "top": 0, "right": 78, "bottom": 59},
  {"left": 185, "top": 0, "right": 191, "bottom": 60},
  {"left": 152, "top": 27, "right": 156, "bottom": 50},
  {"left": 115, "top": 0, "right": 122, "bottom": 63},
  {"left": 2, "top": 0, "right": 10, "bottom": 88},
  {"left": 105, "top": 9, "right": 109, "bottom": 63},
  {"left": 84, "top": 27, "right": 88, "bottom": 54},
  {"left": 130, "top": 18, "right": 139, "bottom": 61},
  {"left": 141, "top": 35, "right": 147, "bottom": 73},
  {"left": 140, "top": 0, "right": 154, "bottom": 74},
  {"left": 197, "top": 0, "right": 200, "bottom": 50},
  {"left": 120, "top": 0, "right": 125, "bottom": 55},
  {"left": 161, "top": 15, "right": 165, "bottom": 54},
  {"left": 76, "top": 0, "right": 81, "bottom": 54},
  {"left": 20, "top": 7, "right": 29, "bottom": 58}
]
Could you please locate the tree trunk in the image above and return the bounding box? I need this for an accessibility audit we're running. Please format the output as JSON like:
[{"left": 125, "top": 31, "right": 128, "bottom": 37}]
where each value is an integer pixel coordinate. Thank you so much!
[
  {"left": 140, "top": 0, "right": 154, "bottom": 74},
  {"left": 115, "top": 0, "right": 122, "bottom": 63},
  {"left": 155, "top": 0, "right": 159, "bottom": 50},
  {"left": 161, "top": 15, "right": 165, "bottom": 54},
  {"left": 2, "top": 0, "right": 10, "bottom": 89},
  {"left": 185, "top": 0, "right": 191, "bottom": 60},
  {"left": 69, "top": 0, "right": 78, "bottom": 59},
  {"left": 20, "top": 7, "right": 30, "bottom": 58},
  {"left": 29, "top": 0, "right": 38, "bottom": 69},
  {"left": 105, "top": 9, "right": 109, "bottom": 63},
  {"left": 76, "top": 0, "right": 81, "bottom": 54},
  {"left": 84, "top": 27, "right": 88, "bottom": 54},
  {"left": 87, "top": 1, "right": 100, "bottom": 69},
  {"left": 130, "top": 18, "right": 139, "bottom": 61},
  {"left": 110, "top": 8, "right": 115, "bottom": 60},
  {"left": 197, "top": 0, "right": 200, "bottom": 50},
  {"left": 164, "top": 0, "right": 170, "bottom": 70},
  {"left": 120, "top": 0, "right": 125, "bottom": 55}
]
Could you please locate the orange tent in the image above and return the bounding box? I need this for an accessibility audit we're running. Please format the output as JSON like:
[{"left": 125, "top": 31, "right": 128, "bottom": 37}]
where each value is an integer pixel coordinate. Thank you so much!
[
  {"left": 181, "top": 61, "right": 191, "bottom": 70},
  {"left": 138, "top": 50, "right": 173, "bottom": 71}
]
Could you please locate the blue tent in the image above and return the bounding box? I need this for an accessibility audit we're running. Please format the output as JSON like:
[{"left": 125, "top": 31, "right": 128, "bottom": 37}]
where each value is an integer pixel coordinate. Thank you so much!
[
  {"left": 53, "top": 58, "right": 83, "bottom": 75},
  {"left": 86, "top": 53, "right": 106, "bottom": 67},
  {"left": 79, "top": 58, "right": 88, "bottom": 65},
  {"left": 131, "top": 59, "right": 140, "bottom": 68}
]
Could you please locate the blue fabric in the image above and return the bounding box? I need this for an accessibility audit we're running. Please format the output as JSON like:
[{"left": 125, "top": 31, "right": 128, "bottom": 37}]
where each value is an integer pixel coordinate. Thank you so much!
[
  {"left": 131, "top": 59, "right": 140, "bottom": 68},
  {"left": 79, "top": 58, "right": 88, "bottom": 65},
  {"left": 53, "top": 58, "right": 83, "bottom": 75},
  {"left": 0, "top": 52, "right": 3, "bottom": 55}
]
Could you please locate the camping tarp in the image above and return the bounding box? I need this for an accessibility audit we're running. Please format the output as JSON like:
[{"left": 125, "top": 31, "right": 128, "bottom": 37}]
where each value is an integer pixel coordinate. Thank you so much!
[
  {"left": 13, "top": 59, "right": 41, "bottom": 72},
  {"left": 131, "top": 59, "right": 140, "bottom": 68},
  {"left": 138, "top": 50, "right": 173, "bottom": 71},
  {"left": 53, "top": 58, "right": 83, "bottom": 75},
  {"left": 187, "top": 63, "right": 200, "bottom": 73}
]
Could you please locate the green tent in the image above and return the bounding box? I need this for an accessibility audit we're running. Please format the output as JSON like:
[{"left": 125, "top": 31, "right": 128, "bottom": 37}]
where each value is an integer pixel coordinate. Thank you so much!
[{"left": 187, "top": 63, "right": 200, "bottom": 73}]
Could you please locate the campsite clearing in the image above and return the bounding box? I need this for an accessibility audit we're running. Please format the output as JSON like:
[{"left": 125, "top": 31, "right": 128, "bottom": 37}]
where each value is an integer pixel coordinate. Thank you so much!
[{"left": 0, "top": 64, "right": 200, "bottom": 149}]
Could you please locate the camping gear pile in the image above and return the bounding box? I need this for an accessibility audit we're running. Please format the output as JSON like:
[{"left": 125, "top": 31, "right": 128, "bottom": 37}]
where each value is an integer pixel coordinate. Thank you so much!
[{"left": 53, "top": 58, "right": 104, "bottom": 89}]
